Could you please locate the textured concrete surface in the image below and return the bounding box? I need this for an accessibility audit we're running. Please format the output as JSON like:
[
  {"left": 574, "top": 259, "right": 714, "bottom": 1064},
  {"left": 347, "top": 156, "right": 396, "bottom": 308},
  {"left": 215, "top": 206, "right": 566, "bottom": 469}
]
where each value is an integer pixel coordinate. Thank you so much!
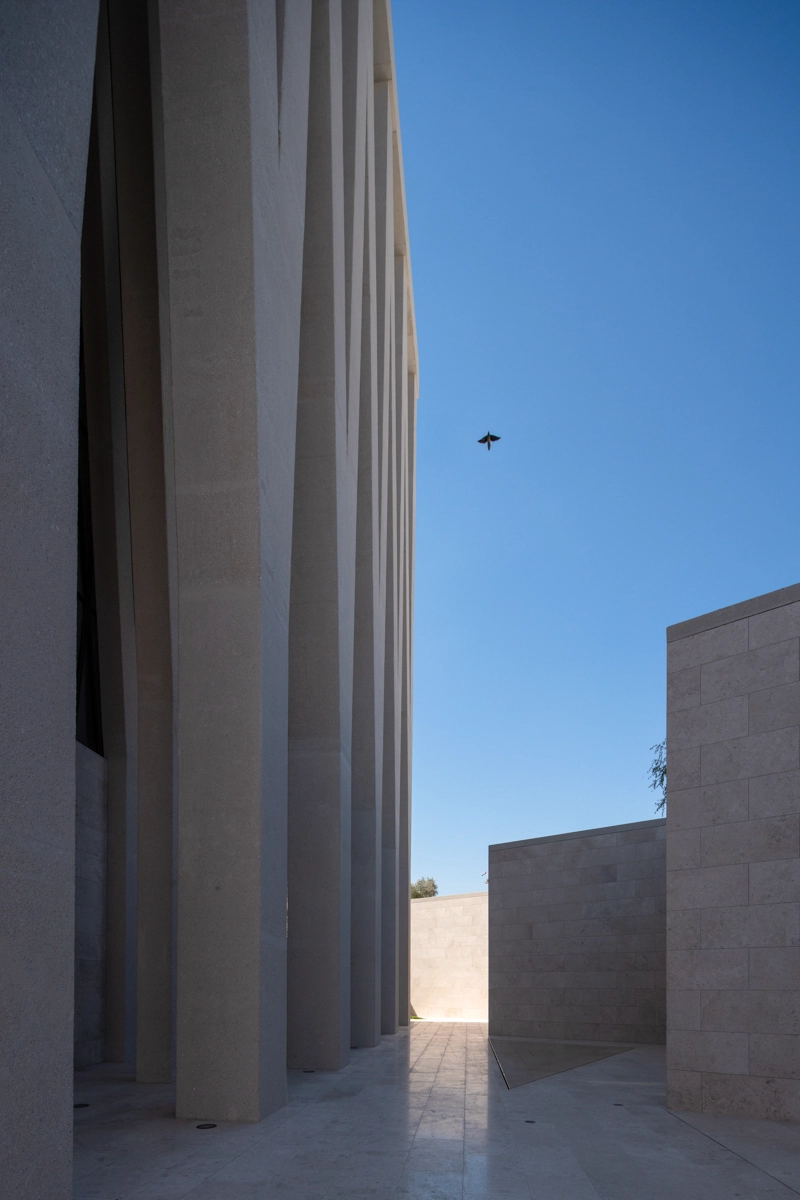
[
  {"left": 350, "top": 0, "right": 385, "bottom": 1053},
  {"left": 73, "top": 1022, "right": 800, "bottom": 1199},
  {"left": 411, "top": 893, "right": 488, "bottom": 1020},
  {"left": 288, "top": 0, "right": 356, "bottom": 1074},
  {"left": 104, "top": 0, "right": 174, "bottom": 1086},
  {"left": 158, "top": 0, "right": 298, "bottom": 1122},
  {"left": 74, "top": 743, "right": 108, "bottom": 1069},
  {"left": 490, "top": 820, "right": 667, "bottom": 1043},
  {"left": 666, "top": 584, "right": 800, "bottom": 1120},
  {"left": 0, "top": 3, "right": 99, "bottom": 1194},
  {"left": 377, "top": 78, "right": 401, "bottom": 1039},
  {"left": 395, "top": 251, "right": 414, "bottom": 1037}
]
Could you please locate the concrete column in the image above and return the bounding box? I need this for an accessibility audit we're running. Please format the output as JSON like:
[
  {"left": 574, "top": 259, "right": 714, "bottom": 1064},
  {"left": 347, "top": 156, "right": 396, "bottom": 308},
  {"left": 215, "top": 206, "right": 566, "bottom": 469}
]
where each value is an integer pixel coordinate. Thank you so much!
[
  {"left": 380, "top": 352, "right": 401, "bottom": 1032},
  {"left": 0, "top": 2, "right": 98, "bottom": 1194},
  {"left": 401, "top": 370, "right": 418, "bottom": 1024},
  {"left": 105, "top": 0, "right": 174, "bottom": 1084},
  {"left": 80, "top": 44, "right": 140, "bottom": 1068},
  {"left": 342, "top": 0, "right": 369, "bottom": 422},
  {"left": 393, "top": 253, "right": 410, "bottom": 1032},
  {"left": 74, "top": 744, "right": 109, "bottom": 1066},
  {"left": 349, "top": 0, "right": 383, "bottom": 1050},
  {"left": 393, "top": 256, "right": 410, "bottom": 1028},
  {"left": 397, "top": 358, "right": 412, "bottom": 1031},
  {"left": 287, "top": 0, "right": 356, "bottom": 1072},
  {"left": 374, "top": 78, "right": 399, "bottom": 1036},
  {"left": 154, "top": 0, "right": 312, "bottom": 1120}
]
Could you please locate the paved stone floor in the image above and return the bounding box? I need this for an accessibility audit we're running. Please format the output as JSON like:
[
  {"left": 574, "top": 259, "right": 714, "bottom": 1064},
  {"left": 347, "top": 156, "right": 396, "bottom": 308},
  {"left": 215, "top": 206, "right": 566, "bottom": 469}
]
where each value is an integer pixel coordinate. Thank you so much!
[{"left": 74, "top": 1022, "right": 800, "bottom": 1199}]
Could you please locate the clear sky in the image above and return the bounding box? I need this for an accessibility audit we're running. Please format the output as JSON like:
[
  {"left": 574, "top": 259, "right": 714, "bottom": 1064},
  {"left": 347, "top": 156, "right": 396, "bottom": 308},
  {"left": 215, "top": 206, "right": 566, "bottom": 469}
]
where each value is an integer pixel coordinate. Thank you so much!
[{"left": 392, "top": 0, "right": 800, "bottom": 897}]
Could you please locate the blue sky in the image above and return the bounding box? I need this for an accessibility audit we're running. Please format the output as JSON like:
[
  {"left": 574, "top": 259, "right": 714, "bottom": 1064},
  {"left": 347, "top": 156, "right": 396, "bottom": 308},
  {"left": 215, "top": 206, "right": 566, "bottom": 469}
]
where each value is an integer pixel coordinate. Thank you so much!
[{"left": 392, "top": 0, "right": 800, "bottom": 896}]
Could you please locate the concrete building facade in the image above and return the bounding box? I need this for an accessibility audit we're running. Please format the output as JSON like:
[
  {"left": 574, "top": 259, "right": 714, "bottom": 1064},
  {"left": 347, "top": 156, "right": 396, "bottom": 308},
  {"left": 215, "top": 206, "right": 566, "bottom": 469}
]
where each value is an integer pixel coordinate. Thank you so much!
[
  {"left": 410, "top": 892, "right": 489, "bottom": 1021},
  {"left": 0, "top": 2, "right": 417, "bottom": 1195},
  {"left": 666, "top": 584, "right": 800, "bottom": 1121},
  {"left": 489, "top": 820, "right": 667, "bottom": 1044}
]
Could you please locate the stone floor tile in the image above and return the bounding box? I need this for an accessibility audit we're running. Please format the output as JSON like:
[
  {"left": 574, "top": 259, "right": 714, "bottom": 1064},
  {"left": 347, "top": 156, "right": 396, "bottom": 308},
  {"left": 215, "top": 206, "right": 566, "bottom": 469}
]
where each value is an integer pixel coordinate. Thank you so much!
[
  {"left": 72, "top": 1023, "right": 800, "bottom": 1200},
  {"left": 673, "top": 1109, "right": 800, "bottom": 1192},
  {"left": 394, "top": 1169, "right": 465, "bottom": 1199}
]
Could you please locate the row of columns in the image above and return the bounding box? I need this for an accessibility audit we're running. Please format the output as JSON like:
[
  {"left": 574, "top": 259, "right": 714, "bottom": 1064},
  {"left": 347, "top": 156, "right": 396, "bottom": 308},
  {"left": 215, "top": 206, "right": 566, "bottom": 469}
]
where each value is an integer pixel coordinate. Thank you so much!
[
  {"left": 86, "top": 0, "right": 419, "bottom": 1118},
  {"left": 0, "top": 7, "right": 417, "bottom": 1193},
  {"left": 95, "top": 0, "right": 417, "bottom": 1122}
]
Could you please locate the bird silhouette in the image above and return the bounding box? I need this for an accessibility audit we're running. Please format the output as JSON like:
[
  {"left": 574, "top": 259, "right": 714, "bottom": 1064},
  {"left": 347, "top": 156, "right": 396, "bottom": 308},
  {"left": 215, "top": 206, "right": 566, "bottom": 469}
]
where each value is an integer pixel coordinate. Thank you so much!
[{"left": 478, "top": 431, "right": 500, "bottom": 451}]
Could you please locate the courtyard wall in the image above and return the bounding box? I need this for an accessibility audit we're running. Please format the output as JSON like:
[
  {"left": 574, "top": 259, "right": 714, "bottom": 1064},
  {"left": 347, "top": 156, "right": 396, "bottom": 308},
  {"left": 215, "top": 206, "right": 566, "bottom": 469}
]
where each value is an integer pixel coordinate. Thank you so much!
[
  {"left": 410, "top": 892, "right": 488, "bottom": 1020},
  {"left": 666, "top": 582, "right": 800, "bottom": 1120},
  {"left": 489, "top": 820, "right": 666, "bottom": 1043}
]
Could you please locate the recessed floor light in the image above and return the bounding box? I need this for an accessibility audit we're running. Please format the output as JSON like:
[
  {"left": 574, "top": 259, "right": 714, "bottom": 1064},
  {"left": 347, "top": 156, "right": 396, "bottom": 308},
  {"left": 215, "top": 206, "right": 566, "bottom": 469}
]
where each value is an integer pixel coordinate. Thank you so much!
[
  {"left": 525, "top": 1119, "right": 536, "bottom": 1123},
  {"left": 614, "top": 1103, "right": 623, "bottom": 1107},
  {"left": 196, "top": 1123, "right": 216, "bottom": 1129}
]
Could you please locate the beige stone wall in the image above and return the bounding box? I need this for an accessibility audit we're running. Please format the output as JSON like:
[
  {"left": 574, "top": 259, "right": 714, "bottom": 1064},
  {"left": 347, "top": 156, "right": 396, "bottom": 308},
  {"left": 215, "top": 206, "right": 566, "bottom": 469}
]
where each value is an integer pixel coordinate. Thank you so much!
[
  {"left": 666, "top": 583, "right": 800, "bottom": 1120},
  {"left": 411, "top": 893, "right": 488, "bottom": 1020},
  {"left": 489, "top": 821, "right": 666, "bottom": 1043}
]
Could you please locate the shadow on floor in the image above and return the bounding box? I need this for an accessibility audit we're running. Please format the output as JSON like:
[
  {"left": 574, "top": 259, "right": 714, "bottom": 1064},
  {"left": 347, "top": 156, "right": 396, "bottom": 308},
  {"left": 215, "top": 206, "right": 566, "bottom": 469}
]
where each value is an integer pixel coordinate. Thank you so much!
[{"left": 489, "top": 1034, "right": 634, "bottom": 1088}]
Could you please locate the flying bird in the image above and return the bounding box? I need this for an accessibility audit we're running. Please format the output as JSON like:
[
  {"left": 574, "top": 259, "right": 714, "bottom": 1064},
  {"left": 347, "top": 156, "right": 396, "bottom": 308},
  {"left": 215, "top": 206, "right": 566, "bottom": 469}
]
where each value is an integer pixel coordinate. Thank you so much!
[{"left": 478, "top": 431, "right": 500, "bottom": 451}]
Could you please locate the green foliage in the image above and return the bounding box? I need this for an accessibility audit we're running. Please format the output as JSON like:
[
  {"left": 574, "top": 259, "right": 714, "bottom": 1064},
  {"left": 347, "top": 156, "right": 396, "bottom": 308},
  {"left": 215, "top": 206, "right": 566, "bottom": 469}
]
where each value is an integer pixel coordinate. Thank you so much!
[
  {"left": 410, "top": 876, "right": 438, "bottom": 898},
  {"left": 649, "top": 739, "right": 666, "bottom": 813}
]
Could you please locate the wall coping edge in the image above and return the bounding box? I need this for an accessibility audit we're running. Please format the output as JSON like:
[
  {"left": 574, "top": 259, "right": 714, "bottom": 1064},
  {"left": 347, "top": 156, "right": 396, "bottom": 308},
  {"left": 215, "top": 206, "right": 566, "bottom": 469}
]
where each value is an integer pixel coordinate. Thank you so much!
[
  {"left": 489, "top": 817, "right": 665, "bottom": 853},
  {"left": 667, "top": 583, "right": 800, "bottom": 643},
  {"left": 411, "top": 891, "right": 487, "bottom": 903}
]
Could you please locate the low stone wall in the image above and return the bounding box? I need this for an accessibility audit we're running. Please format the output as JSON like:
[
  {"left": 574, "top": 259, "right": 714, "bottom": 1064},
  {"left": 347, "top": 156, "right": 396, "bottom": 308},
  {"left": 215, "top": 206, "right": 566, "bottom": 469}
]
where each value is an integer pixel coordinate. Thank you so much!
[
  {"left": 489, "top": 820, "right": 666, "bottom": 1043},
  {"left": 410, "top": 892, "right": 488, "bottom": 1020},
  {"left": 666, "top": 583, "right": 800, "bottom": 1120},
  {"left": 75, "top": 742, "right": 107, "bottom": 1068}
]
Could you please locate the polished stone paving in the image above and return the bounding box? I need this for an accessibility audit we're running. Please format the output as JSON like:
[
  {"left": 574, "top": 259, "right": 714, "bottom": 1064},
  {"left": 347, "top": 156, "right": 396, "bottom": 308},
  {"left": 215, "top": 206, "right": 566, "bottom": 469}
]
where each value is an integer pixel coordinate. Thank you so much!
[{"left": 74, "top": 1022, "right": 800, "bottom": 1199}]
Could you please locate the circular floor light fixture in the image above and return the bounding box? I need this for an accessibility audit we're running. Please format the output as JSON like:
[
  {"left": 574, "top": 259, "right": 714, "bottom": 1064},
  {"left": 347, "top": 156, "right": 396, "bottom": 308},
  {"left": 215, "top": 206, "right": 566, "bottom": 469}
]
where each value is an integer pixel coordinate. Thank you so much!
[{"left": 196, "top": 1123, "right": 217, "bottom": 1129}]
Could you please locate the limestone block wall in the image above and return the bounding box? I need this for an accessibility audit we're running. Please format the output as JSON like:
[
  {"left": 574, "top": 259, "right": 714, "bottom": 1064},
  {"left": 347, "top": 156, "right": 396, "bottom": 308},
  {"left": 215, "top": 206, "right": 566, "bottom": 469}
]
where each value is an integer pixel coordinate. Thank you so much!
[
  {"left": 74, "top": 743, "right": 108, "bottom": 1068},
  {"left": 411, "top": 893, "right": 488, "bottom": 1020},
  {"left": 666, "top": 583, "right": 800, "bottom": 1120},
  {"left": 489, "top": 820, "right": 666, "bottom": 1043}
]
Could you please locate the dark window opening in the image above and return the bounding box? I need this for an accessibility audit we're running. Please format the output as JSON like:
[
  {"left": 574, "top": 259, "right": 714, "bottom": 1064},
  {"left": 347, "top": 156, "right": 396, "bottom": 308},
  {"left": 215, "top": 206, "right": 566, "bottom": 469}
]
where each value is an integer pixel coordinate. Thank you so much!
[{"left": 76, "top": 335, "right": 104, "bottom": 755}]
